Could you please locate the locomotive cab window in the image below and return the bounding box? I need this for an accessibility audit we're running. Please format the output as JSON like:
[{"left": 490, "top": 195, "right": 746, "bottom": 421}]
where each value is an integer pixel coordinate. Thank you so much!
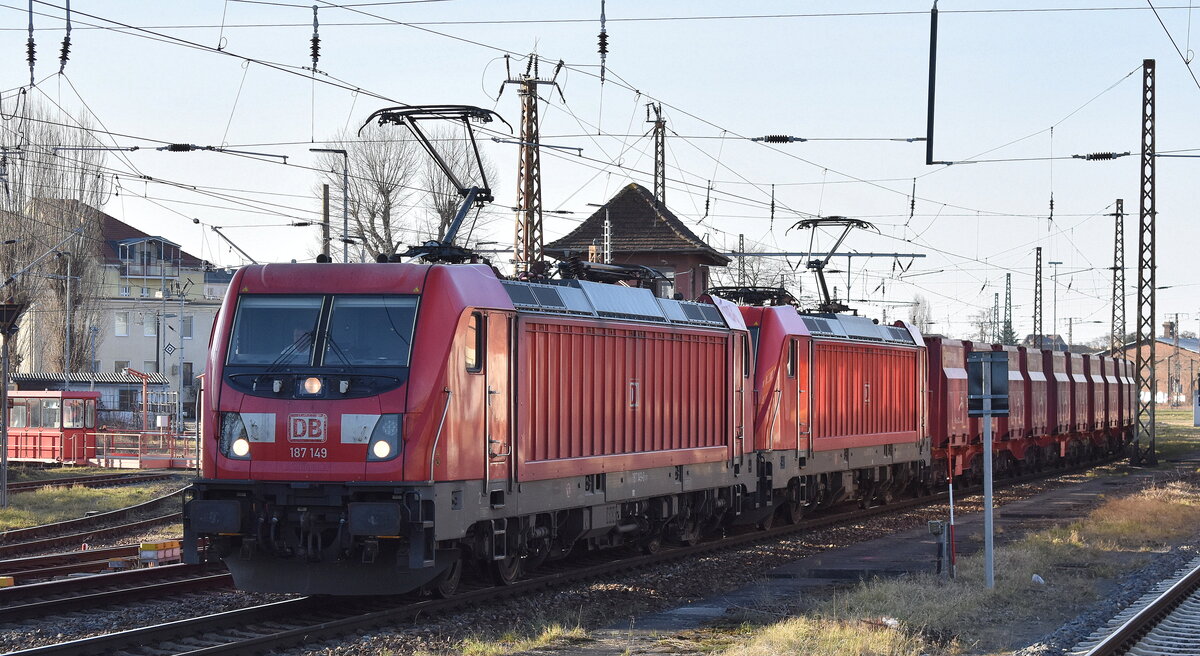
[
  {"left": 227, "top": 295, "right": 323, "bottom": 366},
  {"left": 324, "top": 295, "right": 418, "bottom": 366},
  {"left": 787, "top": 339, "right": 797, "bottom": 378},
  {"left": 465, "top": 312, "right": 484, "bottom": 373}
]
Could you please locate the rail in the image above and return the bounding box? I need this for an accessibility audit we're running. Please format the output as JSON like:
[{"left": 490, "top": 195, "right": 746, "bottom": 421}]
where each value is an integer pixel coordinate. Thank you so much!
[{"left": 1080, "top": 558, "right": 1200, "bottom": 656}]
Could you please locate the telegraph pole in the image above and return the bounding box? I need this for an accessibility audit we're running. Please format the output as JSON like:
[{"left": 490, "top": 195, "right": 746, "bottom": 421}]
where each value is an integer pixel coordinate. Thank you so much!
[
  {"left": 507, "top": 55, "right": 562, "bottom": 276},
  {"left": 1134, "top": 59, "right": 1157, "bottom": 466},
  {"left": 1111, "top": 199, "right": 1125, "bottom": 353},
  {"left": 1034, "top": 247, "right": 1044, "bottom": 349},
  {"left": 648, "top": 102, "right": 666, "bottom": 206},
  {"left": 992, "top": 293, "right": 1000, "bottom": 342}
]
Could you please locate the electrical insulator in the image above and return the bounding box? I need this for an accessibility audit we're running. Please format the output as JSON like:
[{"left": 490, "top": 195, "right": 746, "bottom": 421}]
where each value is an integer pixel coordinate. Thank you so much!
[
  {"left": 164, "top": 144, "right": 195, "bottom": 152},
  {"left": 598, "top": 31, "right": 608, "bottom": 55},
  {"left": 311, "top": 5, "right": 320, "bottom": 68},
  {"left": 753, "top": 135, "right": 805, "bottom": 144}
]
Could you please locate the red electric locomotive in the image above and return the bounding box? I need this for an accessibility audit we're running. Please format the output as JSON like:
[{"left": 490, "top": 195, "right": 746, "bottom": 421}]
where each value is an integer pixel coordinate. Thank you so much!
[{"left": 184, "top": 263, "right": 770, "bottom": 594}]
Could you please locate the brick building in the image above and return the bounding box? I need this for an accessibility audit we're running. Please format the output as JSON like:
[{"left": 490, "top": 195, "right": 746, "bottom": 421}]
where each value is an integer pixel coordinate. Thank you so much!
[
  {"left": 544, "top": 183, "right": 729, "bottom": 300},
  {"left": 1109, "top": 321, "right": 1200, "bottom": 406}
]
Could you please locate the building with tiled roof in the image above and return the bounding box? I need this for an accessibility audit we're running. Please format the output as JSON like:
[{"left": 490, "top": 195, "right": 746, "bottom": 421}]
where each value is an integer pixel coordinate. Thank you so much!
[
  {"left": 1106, "top": 320, "right": 1200, "bottom": 407},
  {"left": 13, "top": 201, "right": 230, "bottom": 420},
  {"left": 544, "top": 183, "right": 730, "bottom": 300}
]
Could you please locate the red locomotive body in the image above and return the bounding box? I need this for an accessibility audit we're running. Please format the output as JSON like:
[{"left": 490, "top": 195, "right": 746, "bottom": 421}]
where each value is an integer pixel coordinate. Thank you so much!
[
  {"left": 185, "top": 263, "right": 767, "bottom": 594},
  {"left": 742, "top": 306, "right": 928, "bottom": 513},
  {"left": 6, "top": 391, "right": 100, "bottom": 465}
]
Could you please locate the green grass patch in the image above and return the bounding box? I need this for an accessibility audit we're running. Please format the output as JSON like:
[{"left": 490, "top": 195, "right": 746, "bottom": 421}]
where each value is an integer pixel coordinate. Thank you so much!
[
  {"left": 1152, "top": 409, "right": 1200, "bottom": 462},
  {"left": 0, "top": 481, "right": 180, "bottom": 531}
]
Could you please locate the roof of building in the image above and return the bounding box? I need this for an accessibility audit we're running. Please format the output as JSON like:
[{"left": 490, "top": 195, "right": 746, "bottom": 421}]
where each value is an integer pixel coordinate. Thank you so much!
[
  {"left": 30, "top": 199, "right": 206, "bottom": 269},
  {"left": 12, "top": 372, "right": 171, "bottom": 385},
  {"left": 1157, "top": 336, "right": 1200, "bottom": 353},
  {"left": 544, "top": 183, "right": 731, "bottom": 266}
]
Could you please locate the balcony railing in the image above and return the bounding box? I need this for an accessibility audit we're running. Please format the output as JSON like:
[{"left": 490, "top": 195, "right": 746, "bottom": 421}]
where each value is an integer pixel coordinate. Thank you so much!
[{"left": 121, "top": 262, "right": 180, "bottom": 278}]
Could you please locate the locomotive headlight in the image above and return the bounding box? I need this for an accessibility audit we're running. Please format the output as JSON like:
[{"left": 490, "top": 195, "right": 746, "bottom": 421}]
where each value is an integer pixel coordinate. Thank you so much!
[
  {"left": 367, "top": 414, "right": 402, "bottom": 462},
  {"left": 231, "top": 437, "right": 251, "bottom": 457},
  {"left": 302, "top": 376, "right": 323, "bottom": 395},
  {"left": 219, "top": 413, "right": 252, "bottom": 460}
]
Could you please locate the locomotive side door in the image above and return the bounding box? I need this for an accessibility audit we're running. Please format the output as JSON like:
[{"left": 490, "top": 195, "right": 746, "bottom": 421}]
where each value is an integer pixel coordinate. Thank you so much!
[
  {"left": 485, "top": 312, "right": 514, "bottom": 499},
  {"left": 797, "top": 337, "right": 811, "bottom": 460}
]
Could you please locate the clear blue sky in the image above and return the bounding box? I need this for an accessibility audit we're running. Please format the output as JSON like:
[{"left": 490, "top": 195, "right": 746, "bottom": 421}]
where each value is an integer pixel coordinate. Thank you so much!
[{"left": 2, "top": 1, "right": 1198, "bottom": 342}]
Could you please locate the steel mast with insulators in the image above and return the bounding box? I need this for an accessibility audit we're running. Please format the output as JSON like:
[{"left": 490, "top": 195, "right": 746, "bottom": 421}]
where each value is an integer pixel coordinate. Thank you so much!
[
  {"left": 361, "top": 105, "right": 511, "bottom": 264},
  {"left": 789, "top": 217, "right": 877, "bottom": 313}
]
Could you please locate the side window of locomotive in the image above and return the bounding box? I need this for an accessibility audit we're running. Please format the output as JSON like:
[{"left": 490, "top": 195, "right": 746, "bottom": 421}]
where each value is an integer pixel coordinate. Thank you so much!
[
  {"left": 465, "top": 312, "right": 484, "bottom": 373},
  {"left": 787, "top": 339, "right": 797, "bottom": 378},
  {"left": 742, "top": 335, "right": 751, "bottom": 378}
]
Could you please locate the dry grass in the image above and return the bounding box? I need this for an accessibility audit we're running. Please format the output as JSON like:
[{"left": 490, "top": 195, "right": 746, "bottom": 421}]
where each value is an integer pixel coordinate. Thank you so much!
[
  {"left": 716, "top": 477, "right": 1200, "bottom": 656},
  {"left": 456, "top": 622, "right": 589, "bottom": 656},
  {"left": 0, "top": 480, "right": 180, "bottom": 531},
  {"left": 1152, "top": 408, "right": 1200, "bottom": 461},
  {"left": 7, "top": 466, "right": 131, "bottom": 482}
]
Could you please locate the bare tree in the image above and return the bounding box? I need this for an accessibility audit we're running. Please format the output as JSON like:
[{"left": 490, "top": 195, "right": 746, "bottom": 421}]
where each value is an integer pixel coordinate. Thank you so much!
[
  {"left": 708, "top": 252, "right": 799, "bottom": 294},
  {"left": 968, "top": 308, "right": 993, "bottom": 343},
  {"left": 908, "top": 294, "right": 934, "bottom": 334},
  {"left": 313, "top": 123, "right": 499, "bottom": 261},
  {"left": 314, "top": 123, "right": 422, "bottom": 260},
  {"left": 424, "top": 126, "right": 498, "bottom": 245},
  {"left": 0, "top": 97, "right": 108, "bottom": 372}
]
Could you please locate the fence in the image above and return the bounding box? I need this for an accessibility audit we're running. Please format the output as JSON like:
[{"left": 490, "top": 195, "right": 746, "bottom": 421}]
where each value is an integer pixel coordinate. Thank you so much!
[{"left": 92, "top": 431, "right": 199, "bottom": 470}]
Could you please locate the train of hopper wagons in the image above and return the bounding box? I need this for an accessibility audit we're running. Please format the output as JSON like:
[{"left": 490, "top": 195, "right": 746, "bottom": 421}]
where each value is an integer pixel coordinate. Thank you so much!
[{"left": 181, "top": 104, "right": 1134, "bottom": 597}]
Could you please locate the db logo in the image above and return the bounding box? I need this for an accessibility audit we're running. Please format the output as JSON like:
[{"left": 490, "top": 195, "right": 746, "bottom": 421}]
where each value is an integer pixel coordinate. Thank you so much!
[{"left": 288, "top": 413, "right": 327, "bottom": 442}]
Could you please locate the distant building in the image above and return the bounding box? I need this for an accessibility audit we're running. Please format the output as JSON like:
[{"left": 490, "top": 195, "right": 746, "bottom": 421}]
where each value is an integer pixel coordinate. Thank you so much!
[
  {"left": 1106, "top": 321, "right": 1200, "bottom": 406},
  {"left": 544, "top": 183, "right": 730, "bottom": 300},
  {"left": 14, "top": 202, "right": 231, "bottom": 418},
  {"left": 1021, "top": 334, "right": 1068, "bottom": 352}
]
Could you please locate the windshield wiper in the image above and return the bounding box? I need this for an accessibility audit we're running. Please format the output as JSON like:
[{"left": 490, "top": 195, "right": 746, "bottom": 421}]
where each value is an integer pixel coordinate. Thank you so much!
[{"left": 263, "top": 331, "right": 313, "bottom": 375}]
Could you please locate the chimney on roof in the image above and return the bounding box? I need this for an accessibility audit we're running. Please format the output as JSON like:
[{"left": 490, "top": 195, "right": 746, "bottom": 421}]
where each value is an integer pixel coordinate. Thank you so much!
[{"left": 1164, "top": 321, "right": 1176, "bottom": 339}]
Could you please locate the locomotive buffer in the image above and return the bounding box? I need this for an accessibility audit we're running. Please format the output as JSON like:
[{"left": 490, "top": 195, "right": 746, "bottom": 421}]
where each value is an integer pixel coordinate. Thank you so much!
[{"left": 967, "top": 350, "right": 1008, "bottom": 589}]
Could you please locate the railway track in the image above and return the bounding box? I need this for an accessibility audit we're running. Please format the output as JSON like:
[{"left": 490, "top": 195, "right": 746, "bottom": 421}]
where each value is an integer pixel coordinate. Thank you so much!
[
  {"left": 0, "top": 489, "right": 186, "bottom": 559},
  {"left": 7, "top": 473, "right": 173, "bottom": 494},
  {"left": 4, "top": 456, "right": 1117, "bottom": 656},
  {"left": 1072, "top": 556, "right": 1200, "bottom": 656}
]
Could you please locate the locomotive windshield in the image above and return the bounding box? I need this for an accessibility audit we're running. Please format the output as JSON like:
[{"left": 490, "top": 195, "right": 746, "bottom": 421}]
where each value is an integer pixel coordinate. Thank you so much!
[{"left": 226, "top": 294, "right": 418, "bottom": 368}]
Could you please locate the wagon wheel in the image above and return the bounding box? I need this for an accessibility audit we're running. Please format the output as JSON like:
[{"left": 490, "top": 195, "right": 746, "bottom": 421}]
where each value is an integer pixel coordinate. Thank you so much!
[
  {"left": 431, "top": 553, "right": 464, "bottom": 598},
  {"left": 783, "top": 500, "right": 804, "bottom": 525},
  {"left": 490, "top": 554, "right": 522, "bottom": 585},
  {"left": 756, "top": 507, "right": 775, "bottom": 530},
  {"left": 640, "top": 533, "right": 663, "bottom": 555}
]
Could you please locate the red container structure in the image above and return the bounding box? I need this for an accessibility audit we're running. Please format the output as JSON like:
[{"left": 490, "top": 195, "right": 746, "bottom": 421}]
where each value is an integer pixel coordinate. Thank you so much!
[
  {"left": 1043, "top": 350, "right": 1070, "bottom": 435},
  {"left": 993, "top": 344, "right": 1027, "bottom": 441},
  {"left": 925, "top": 338, "right": 970, "bottom": 478},
  {"left": 6, "top": 391, "right": 101, "bottom": 465},
  {"left": 1066, "top": 353, "right": 1090, "bottom": 434}
]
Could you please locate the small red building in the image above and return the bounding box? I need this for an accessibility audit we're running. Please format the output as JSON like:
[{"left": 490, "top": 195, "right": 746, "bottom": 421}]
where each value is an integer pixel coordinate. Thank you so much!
[{"left": 544, "top": 183, "right": 730, "bottom": 300}]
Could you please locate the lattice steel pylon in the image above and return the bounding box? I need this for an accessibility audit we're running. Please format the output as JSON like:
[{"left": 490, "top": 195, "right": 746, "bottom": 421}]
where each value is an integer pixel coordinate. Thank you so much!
[
  {"left": 507, "top": 56, "right": 562, "bottom": 275},
  {"left": 1111, "top": 199, "right": 1125, "bottom": 353},
  {"left": 1004, "top": 273, "right": 1013, "bottom": 342},
  {"left": 1034, "top": 247, "right": 1044, "bottom": 350},
  {"left": 1134, "top": 59, "right": 1157, "bottom": 466},
  {"left": 648, "top": 102, "right": 666, "bottom": 206}
]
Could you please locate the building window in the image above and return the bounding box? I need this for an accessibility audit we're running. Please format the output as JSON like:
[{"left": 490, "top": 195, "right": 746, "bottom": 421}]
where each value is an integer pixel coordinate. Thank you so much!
[
  {"left": 114, "top": 359, "right": 130, "bottom": 373},
  {"left": 144, "top": 314, "right": 157, "bottom": 337},
  {"left": 119, "top": 285, "right": 130, "bottom": 297},
  {"left": 143, "top": 360, "right": 157, "bottom": 373},
  {"left": 91, "top": 360, "right": 100, "bottom": 373},
  {"left": 140, "top": 287, "right": 150, "bottom": 298},
  {"left": 115, "top": 312, "right": 128, "bottom": 337},
  {"left": 118, "top": 388, "right": 137, "bottom": 411},
  {"left": 182, "top": 362, "right": 194, "bottom": 386},
  {"left": 182, "top": 315, "right": 194, "bottom": 339}
]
